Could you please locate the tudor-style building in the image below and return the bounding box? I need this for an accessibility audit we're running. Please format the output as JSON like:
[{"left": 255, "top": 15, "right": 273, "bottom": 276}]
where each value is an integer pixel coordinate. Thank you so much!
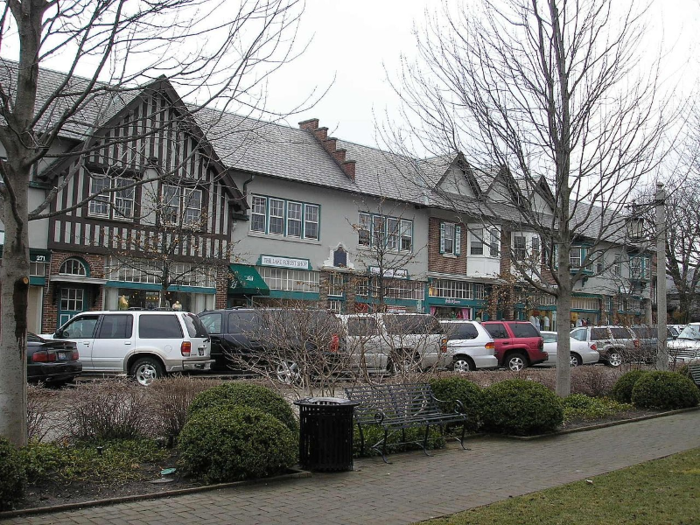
[{"left": 37, "top": 79, "right": 246, "bottom": 331}]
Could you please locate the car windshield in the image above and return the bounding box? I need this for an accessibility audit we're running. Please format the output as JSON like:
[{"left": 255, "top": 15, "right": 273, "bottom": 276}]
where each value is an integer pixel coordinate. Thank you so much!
[{"left": 677, "top": 325, "right": 700, "bottom": 340}]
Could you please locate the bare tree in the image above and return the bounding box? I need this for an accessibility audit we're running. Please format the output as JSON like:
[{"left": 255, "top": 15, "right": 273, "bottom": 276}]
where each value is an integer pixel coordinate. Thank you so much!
[
  {"left": 383, "top": 0, "right": 674, "bottom": 396},
  {"left": 0, "top": 0, "right": 311, "bottom": 445}
]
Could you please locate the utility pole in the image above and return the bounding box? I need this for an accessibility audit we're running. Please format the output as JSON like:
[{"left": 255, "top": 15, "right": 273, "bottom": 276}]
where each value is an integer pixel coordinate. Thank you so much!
[{"left": 656, "top": 182, "right": 668, "bottom": 370}]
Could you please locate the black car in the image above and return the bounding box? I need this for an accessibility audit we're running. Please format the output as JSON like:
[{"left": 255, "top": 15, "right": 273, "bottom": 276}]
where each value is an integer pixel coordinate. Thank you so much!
[
  {"left": 27, "top": 332, "right": 82, "bottom": 385},
  {"left": 198, "top": 308, "right": 342, "bottom": 382}
]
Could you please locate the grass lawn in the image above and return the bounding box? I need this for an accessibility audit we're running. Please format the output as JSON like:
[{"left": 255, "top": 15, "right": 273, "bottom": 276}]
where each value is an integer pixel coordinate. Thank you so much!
[{"left": 421, "top": 447, "right": 700, "bottom": 525}]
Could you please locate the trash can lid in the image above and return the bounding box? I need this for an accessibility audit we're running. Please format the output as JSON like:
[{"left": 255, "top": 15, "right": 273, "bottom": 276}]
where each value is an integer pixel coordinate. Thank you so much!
[{"left": 294, "top": 397, "right": 360, "bottom": 406}]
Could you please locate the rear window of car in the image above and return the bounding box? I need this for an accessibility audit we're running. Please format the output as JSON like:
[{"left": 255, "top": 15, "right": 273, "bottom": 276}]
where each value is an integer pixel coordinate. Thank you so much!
[
  {"left": 199, "top": 312, "right": 222, "bottom": 334},
  {"left": 590, "top": 328, "right": 609, "bottom": 340},
  {"left": 483, "top": 323, "right": 508, "bottom": 339},
  {"left": 183, "top": 313, "right": 208, "bottom": 338},
  {"left": 384, "top": 314, "right": 442, "bottom": 335},
  {"left": 138, "top": 315, "right": 183, "bottom": 339},
  {"left": 542, "top": 332, "right": 557, "bottom": 343},
  {"left": 348, "top": 318, "right": 379, "bottom": 336},
  {"left": 510, "top": 323, "right": 539, "bottom": 338},
  {"left": 97, "top": 314, "right": 133, "bottom": 339},
  {"left": 228, "top": 311, "right": 261, "bottom": 334},
  {"left": 610, "top": 327, "right": 633, "bottom": 339},
  {"left": 633, "top": 326, "right": 657, "bottom": 338},
  {"left": 444, "top": 323, "right": 479, "bottom": 340}
]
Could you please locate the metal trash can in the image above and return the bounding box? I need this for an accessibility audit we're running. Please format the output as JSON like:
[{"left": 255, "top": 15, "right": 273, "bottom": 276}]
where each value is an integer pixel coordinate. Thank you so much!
[{"left": 294, "top": 397, "right": 359, "bottom": 472}]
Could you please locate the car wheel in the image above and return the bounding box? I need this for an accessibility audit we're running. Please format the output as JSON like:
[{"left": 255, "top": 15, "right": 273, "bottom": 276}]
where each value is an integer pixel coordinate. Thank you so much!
[
  {"left": 570, "top": 353, "right": 583, "bottom": 367},
  {"left": 606, "top": 351, "right": 623, "bottom": 367},
  {"left": 451, "top": 356, "right": 475, "bottom": 373},
  {"left": 506, "top": 353, "right": 528, "bottom": 371},
  {"left": 275, "top": 360, "right": 301, "bottom": 384},
  {"left": 130, "top": 357, "right": 164, "bottom": 386}
]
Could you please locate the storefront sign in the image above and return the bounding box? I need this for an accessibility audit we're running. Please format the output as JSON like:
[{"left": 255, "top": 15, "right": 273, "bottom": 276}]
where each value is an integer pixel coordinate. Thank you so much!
[
  {"left": 259, "top": 255, "right": 310, "bottom": 270},
  {"left": 369, "top": 266, "right": 408, "bottom": 279}
]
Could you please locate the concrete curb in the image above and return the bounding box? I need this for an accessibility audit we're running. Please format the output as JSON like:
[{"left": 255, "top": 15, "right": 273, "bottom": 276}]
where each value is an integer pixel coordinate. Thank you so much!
[{"left": 0, "top": 468, "right": 311, "bottom": 520}]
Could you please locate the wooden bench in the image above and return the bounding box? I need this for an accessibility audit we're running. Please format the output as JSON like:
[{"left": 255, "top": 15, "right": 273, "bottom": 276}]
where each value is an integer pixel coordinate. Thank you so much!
[
  {"left": 344, "top": 382, "right": 469, "bottom": 463},
  {"left": 688, "top": 364, "right": 700, "bottom": 387}
]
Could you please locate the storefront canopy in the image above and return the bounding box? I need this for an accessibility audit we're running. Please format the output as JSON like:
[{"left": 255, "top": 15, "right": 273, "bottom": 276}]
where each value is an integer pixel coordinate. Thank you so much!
[{"left": 228, "top": 264, "right": 270, "bottom": 296}]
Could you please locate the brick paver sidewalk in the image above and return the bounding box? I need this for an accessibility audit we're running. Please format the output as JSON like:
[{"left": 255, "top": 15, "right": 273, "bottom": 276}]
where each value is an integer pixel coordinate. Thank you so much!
[{"left": 4, "top": 411, "right": 699, "bottom": 525}]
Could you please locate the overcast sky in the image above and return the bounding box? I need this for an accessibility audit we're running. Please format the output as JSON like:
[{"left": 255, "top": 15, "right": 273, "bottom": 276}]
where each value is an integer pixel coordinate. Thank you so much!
[{"left": 263, "top": 0, "right": 700, "bottom": 151}]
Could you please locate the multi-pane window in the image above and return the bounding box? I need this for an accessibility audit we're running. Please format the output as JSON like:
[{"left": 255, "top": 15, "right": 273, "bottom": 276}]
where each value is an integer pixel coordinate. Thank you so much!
[
  {"left": 569, "top": 247, "right": 583, "bottom": 268},
  {"left": 613, "top": 256, "right": 622, "bottom": 276},
  {"left": 328, "top": 273, "right": 344, "bottom": 297},
  {"left": 60, "top": 288, "right": 84, "bottom": 311},
  {"left": 250, "top": 195, "right": 319, "bottom": 240},
  {"left": 387, "top": 218, "right": 399, "bottom": 251},
  {"left": 251, "top": 196, "right": 267, "bottom": 232},
  {"left": 358, "top": 212, "right": 413, "bottom": 252},
  {"left": 258, "top": 267, "right": 319, "bottom": 292},
  {"left": 429, "top": 280, "right": 486, "bottom": 300},
  {"left": 400, "top": 220, "right": 412, "bottom": 251},
  {"left": 162, "top": 185, "right": 202, "bottom": 226},
  {"left": 287, "top": 202, "right": 302, "bottom": 237},
  {"left": 356, "top": 277, "right": 423, "bottom": 300},
  {"left": 490, "top": 230, "right": 500, "bottom": 257},
  {"left": 630, "top": 256, "right": 651, "bottom": 280},
  {"left": 358, "top": 213, "right": 370, "bottom": 246},
  {"left": 59, "top": 258, "right": 87, "bottom": 276},
  {"left": 89, "top": 176, "right": 134, "bottom": 220},
  {"left": 269, "top": 198, "right": 284, "bottom": 234},
  {"left": 442, "top": 223, "right": 457, "bottom": 255},
  {"left": 305, "top": 205, "right": 319, "bottom": 240},
  {"left": 105, "top": 257, "right": 215, "bottom": 288},
  {"left": 470, "top": 228, "right": 483, "bottom": 255},
  {"left": 531, "top": 237, "right": 540, "bottom": 262},
  {"left": 514, "top": 235, "right": 527, "bottom": 260}
]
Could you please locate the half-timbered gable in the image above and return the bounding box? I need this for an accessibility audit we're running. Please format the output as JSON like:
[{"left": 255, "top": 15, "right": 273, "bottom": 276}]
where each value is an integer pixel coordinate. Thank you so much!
[{"left": 41, "top": 80, "right": 245, "bottom": 330}]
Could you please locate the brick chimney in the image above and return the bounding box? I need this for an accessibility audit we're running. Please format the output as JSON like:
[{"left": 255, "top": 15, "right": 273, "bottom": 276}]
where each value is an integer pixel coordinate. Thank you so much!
[{"left": 299, "top": 118, "right": 356, "bottom": 181}]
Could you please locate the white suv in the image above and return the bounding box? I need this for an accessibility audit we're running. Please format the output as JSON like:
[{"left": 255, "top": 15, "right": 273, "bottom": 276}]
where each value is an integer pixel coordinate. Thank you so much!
[
  {"left": 48, "top": 311, "right": 212, "bottom": 385},
  {"left": 336, "top": 313, "right": 449, "bottom": 374},
  {"left": 440, "top": 320, "right": 498, "bottom": 372}
]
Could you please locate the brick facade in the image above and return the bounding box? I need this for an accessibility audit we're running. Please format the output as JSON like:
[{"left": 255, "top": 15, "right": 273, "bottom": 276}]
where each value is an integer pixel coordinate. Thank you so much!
[
  {"left": 427, "top": 217, "right": 467, "bottom": 275},
  {"left": 42, "top": 251, "right": 106, "bottom": 332}
]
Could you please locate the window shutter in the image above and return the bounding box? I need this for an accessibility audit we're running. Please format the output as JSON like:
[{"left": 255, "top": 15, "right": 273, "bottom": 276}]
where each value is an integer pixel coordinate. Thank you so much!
[
  {"left": 439, "top": 223, "right": 445, "bottom": 254},
  {"left": 455, "top": 225, "right": 462, "bottom": 256}
]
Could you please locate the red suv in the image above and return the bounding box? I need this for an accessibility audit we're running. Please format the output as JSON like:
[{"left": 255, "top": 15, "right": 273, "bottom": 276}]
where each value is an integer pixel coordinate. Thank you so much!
[{"left": 481, "top": 321, "right": 547, "bottom": 371}]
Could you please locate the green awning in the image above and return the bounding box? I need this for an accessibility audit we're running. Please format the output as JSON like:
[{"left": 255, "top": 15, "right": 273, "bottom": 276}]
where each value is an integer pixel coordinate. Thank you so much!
[{"left": 228, "top": 264, "right": 270, "bottom": 296}]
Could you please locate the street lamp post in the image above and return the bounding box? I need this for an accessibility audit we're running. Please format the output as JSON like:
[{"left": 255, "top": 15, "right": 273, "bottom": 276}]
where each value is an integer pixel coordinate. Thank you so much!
[{"left": 656, "top": 183, "right": 668, "bottom": 370}]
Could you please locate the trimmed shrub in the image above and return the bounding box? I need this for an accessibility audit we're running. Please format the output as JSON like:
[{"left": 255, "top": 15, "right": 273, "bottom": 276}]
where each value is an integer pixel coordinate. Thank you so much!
[
  {"left": 631, "top": 371, "right": 700, "bottom": 410},
  {"left": 188, "top": 383, "right": 298, "bottom": 433},
  {"left": 179, "top": 405, "right": 297, "bottom": 483},
  {"left": 610, "top": 370, "right": 650, "bottom": 404},
  {"left": 429, "top": 377, "right": 484, "bottom": 432},
  {"left": 481, "top": 379, "right": 563, "bottom": 436},
  {"left": 0, "top": 437, "right": 27, "bottom": 511}
]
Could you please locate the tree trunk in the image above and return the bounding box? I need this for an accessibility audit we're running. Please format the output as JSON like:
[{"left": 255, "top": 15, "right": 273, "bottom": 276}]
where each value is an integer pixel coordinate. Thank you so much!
[
  {"left": 555, "top": 246, "right": 572, "bottom": 397},
  {"left": 0, "top": 166, "right": 31, "bottom": 446}
]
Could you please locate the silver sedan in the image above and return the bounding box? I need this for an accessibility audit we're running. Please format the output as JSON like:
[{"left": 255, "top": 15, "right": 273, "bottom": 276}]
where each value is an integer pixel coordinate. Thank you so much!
[{"left": 540, "top": 331, "right": 600, "bottom": 367}]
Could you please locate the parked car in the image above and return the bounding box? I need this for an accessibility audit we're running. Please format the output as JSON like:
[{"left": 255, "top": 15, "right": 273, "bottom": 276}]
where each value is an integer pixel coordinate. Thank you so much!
[
  {"left": 439, "top": 320, "right": 498, "bottom": 372},
  {"left": 198, "top": 308, "right": 343, "bottom": 383},
  {"left": 480, "top": 321, "right": 547, "bottom": 371},
  {"left": 667, "top": 324, "right": 700, "bottom": 364},
  {"left": 539, "top": 331, "right": 600, "bottom": 367},
  {"left": 336, "top": 312, "right": 449, "bottom": 374},
  {"left": 46, "top": 310, "right": 212, "bottom": 385},
  {"left": 668, "top": 324, "right": 686, "bottom": 340},
  {"left": 569, "top": 326, "right": 639, "bottom": 367},
  {"left": 27, "top": 332, "right": 82, "bottom": 385}
]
